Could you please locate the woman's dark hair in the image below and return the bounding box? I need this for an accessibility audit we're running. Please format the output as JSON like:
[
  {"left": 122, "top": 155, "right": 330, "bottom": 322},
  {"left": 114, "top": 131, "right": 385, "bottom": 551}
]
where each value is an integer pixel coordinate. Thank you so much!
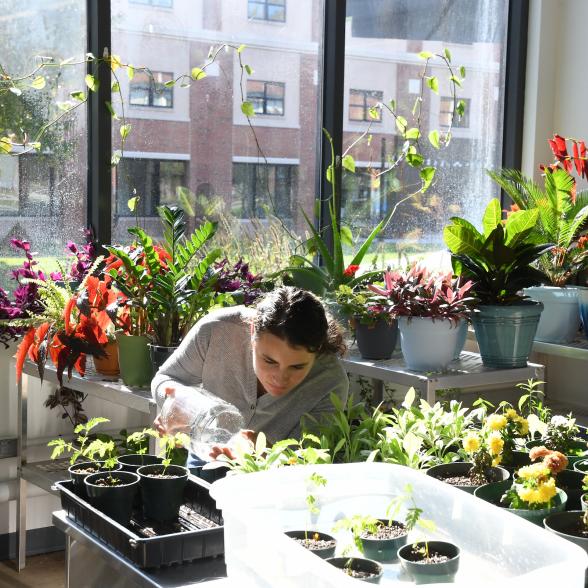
[{"left": 253, "top": 287, "right": 346, "bottom": 356}]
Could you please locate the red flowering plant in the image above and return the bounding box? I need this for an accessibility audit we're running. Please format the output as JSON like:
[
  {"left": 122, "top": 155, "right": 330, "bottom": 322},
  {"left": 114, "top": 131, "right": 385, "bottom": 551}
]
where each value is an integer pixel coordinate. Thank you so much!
[
  {"left": 488, "top": 135, "right": 588, "bottom": 286},
  {"left": 368, "top": 264, "right": 475, "bottom": 323}
]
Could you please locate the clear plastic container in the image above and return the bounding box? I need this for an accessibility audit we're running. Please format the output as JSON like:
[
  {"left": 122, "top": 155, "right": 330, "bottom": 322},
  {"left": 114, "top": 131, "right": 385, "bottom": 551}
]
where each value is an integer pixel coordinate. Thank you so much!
[
  {"left": 159, "top": 386, "right": 244, "bottom": 456},
  {"left": 211, "top": 462, "right": 588, "bottom": 587}
]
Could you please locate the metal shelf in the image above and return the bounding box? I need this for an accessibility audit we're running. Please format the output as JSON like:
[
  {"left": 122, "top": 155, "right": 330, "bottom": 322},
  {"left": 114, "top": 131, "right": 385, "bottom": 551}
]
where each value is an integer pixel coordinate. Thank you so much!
[
  {"left": 342, "top": 349, "right": 545, "bottom": 404},
  {"left": 21, "top": 459, "right": 70, "bottom": 494},
  {"left": 530, "top": 335, "right": 588, "bottom": 361}
]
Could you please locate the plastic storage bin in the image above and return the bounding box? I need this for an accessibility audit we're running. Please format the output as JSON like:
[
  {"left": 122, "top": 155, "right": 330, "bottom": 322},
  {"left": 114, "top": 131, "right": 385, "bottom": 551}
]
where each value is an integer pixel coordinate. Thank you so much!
[{"left": 211, "top": 462, "right": 588, "bottom": 587}]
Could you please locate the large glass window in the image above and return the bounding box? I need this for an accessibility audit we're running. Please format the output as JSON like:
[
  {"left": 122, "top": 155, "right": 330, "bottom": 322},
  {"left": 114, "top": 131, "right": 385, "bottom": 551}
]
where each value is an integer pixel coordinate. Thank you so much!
[
  {"left": 247, "top": 81, "right": 285, "bottom": 116},
  {"left": 349, "top": 89, "right": 383, "bottom": 122},
  {"left": 129, "top": 71, "right": 174, "bottom": 108},
  {"left": 343, "top": 0, "right": 509, "bottom": 264},
  {"left": 0, "top": 0, "right": 87, "bottom": 278},
  {"left": 248, "top": 0, "right": 286, "bottom": 23}
]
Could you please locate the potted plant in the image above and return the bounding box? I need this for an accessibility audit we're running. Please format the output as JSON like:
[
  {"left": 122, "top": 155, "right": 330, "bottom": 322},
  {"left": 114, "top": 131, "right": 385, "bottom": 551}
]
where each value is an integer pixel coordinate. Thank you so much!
[
  {"left": 285, "top": 472, "right": 337, "bottom": 559},
  {"left": 488, "top": 142, "right": 588, "bottom": 343},
  {"left": 136, "top": 429, "right": 191, "bottom": 522},
  {"left": 335, "top": 285, "right": 397, "bottom": 360},
  {"left": 544, "top": 503, "right": 588, "bottom": 557},
  {"left": 444, "top": 198, "right": 553, "bottom": 368},
  {"left": 105, "top": 204, "right": 222, "bottom": 379},
  {"left": 325, "top": 556, "right": 384, "bottom": 584},
  {"left": 368, "top": 265, "right": 475, "bottom": 371},
  {"left": 117, "top": 428, "right": 163, "bottom": 472},
  {"left": 475, "top": 446, "right": 568, "bottom": 525},
  {"left": 427, "top": 420, "right": 509, "bottom": 493}
]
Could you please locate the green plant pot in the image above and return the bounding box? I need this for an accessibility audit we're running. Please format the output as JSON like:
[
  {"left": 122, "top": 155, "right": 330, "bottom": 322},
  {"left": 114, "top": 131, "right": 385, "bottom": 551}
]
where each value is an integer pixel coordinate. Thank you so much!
[
  {"left": 474, "top": 479, "right": 567, "bottom": 525},
  {"left": 574, "top": 459, "right": 588, "bottom": 473},
  {"left": 397, "top": 541, "right": 460, "bottom": 585},
  {"left": 137, "top": 464, "right": 189, "bottom": 522},
  {"left": 326, "top": 557, "right": 383, "bottom": 584},
  {"left": 84, "top": 471, "right": 140, "bottom": 526},
  {"left": 354, "top": 318, "right": 398, "bottom": 360},
  {"left": 116, "top": 333, "right": 153, "bottom": 388},
  {"left": 284, "top": 530, "right": 337, "bottom": 559},
  {"left": 360, "top": 519, "right": 408, "bottom": 563},
  {"left": 148, "top": 344, "right": 177, "bottom": 374},
  {"left": 471, "top": 302, "right": 543, "bottom": 368},
  {"left": 526, "top": 439, "right": 588, "bottom": 467},
  {"left": 426, "top": 461, "right": 509, "bottom": 494}
]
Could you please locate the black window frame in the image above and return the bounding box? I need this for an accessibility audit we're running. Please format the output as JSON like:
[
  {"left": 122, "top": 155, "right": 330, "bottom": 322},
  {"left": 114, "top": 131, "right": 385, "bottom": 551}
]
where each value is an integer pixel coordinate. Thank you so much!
[
  {"left": 129, "top": 70, "right": 174, "bottom": 109},
  {"left": 87, "top": 0, "right": 528, "bottom": 253},
  {"left": 248, "top": 0, "right": 286, "bottom": 23},
  {"left": 348, "top": 88, "right": 383, "bottom": 123},
  {"left": 246, "top": 80, "right": 285, "bottom": 116}
]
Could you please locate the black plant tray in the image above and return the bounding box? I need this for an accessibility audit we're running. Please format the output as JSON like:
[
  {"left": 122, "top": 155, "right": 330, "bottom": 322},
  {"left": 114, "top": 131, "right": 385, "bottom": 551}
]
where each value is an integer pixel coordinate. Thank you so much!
[{"left": 55, "top": 476, "right": 224, "bottom": 569}]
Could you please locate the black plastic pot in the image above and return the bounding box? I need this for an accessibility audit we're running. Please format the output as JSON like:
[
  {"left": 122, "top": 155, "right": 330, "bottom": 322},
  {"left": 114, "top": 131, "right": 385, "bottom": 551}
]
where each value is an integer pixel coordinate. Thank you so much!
[
  {"left": 557, "top": 469, "right": 585, "bottom": 511},
  {"left": 360, "top": 519, "right": 407, "bottom": 563},
  {"left": 426, "top": 462, "right": 509, "bottom": 494},
  {"left": 137, "top": 464, "right": 189, "bottom": 522},
  {"left": 354, "top": 318, "right": 398, "bottom": 360},
  {"left": 574, "top": 459, "right": 588, "bottom": 473},
  {"left": 326, "top": 556, "right": 383, "bottom": 584},
  {"left": 398, "top": 541, "right": 460, "bottom": 584},
  {"left": 118, "top": 453, "right": 162, "bottom": 473},
  {"left": 148, "top": 344, "right": 177, "bottom": 374},
  {"left": 84, "top": 471, "right": 140, "bottom": 526},
  {"left": 284, "top": 530, "right": 337, "bottom": 559},
  {"left": 68, "top": 461, "right": 123, "bottom": 498}
]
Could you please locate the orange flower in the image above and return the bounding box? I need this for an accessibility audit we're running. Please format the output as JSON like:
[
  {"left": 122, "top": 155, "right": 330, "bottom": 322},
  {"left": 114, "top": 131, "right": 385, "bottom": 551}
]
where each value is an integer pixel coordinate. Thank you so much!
[
  {"left": 543, "top": 451, "right": 568, "bottom": 474},
  {"left": 529, "top": 446, "right": 551, "bottom": 461},
  {"left": 343, "top": 264, "right": 360, "bottom": 277}
]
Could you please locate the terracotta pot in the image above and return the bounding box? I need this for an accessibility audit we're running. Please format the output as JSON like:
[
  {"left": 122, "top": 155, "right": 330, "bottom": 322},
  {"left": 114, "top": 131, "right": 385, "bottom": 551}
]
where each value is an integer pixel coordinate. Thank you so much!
[{"left": 93, "top": 340, "right": 120, "bottom": 377}]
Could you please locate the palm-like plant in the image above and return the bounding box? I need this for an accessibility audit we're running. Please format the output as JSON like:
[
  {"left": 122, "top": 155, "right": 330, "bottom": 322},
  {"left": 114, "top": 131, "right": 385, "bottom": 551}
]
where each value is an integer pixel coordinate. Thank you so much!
[{"left": 487, "top": 167, "right": 588, "bottom": 286}]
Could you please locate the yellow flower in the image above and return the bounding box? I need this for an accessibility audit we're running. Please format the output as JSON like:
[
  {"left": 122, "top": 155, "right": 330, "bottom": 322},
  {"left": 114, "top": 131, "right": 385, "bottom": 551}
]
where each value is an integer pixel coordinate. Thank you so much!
[
  {"left": 492, "top": 455, "right": 502, "bottom": 467},
  {"left": 463, "top": 432, "right": 480, "bottom": 453},
  {"left": 583, "top": 474, "right": 588, "bottom": 491},
  {"left": 486, "top": 414, "right": 507, "bottom": 431},
  {"left": 505, "top": 408, "right": 518, "bottom": 420},
  {"left": 516, "top": 485, "right": 538, "bottom": 503},
  {"left": 488, "top": 433, "right": 504, "bottom": 456},
  {"left": 516, "top": 463, "right": 549, "bottom": 480},
  {"left": 536, "top": 478, "right": 557, "bottom": 503},
  {"left": 517, "top": 418, "right": 529, "bottom": 436}
]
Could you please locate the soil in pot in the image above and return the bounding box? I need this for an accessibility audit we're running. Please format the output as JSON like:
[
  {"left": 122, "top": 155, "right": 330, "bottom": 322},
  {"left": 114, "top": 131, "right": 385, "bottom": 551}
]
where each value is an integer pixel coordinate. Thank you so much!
[
  {"left": 84, "top": 471, "right": 139, "bottom": 526},
  {"left": 137, "top": 464, "right": 188, "bottom": 523},
  {"left": 360, "top": 519, "right": 408, "bottom": 563},
  {"left": 326, "top": 557, "right": 383, "bottom": 584},
  {"left": 398, "top": 540, "right": 460, "bottom": 584},
  {"left": 68, "top": 461, "right": 123, "bottom": 498},
  {"left": 427, "top": 462, "right": 509, "bottom": 494},
  {"left": 284, "top": 530, "right": 336, "bottom": 559}
]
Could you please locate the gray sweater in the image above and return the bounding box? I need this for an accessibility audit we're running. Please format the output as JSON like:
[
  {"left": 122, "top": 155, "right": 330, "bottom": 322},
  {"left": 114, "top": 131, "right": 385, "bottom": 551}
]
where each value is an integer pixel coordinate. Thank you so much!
[{"left": 151, "top": 306, "right": 349, "bottom": 442}]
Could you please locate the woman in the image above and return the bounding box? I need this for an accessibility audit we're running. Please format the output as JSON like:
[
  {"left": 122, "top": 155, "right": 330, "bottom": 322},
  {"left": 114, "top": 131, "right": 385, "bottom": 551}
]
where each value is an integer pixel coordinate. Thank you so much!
[{"left": 151, "top": 286, "right": 349, "bottom": 465}]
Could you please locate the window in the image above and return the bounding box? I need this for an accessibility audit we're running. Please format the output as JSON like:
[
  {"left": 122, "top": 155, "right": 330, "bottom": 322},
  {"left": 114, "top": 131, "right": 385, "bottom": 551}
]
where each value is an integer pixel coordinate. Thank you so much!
[
  {"left": 232, "top": 163, "right": 296, "bottom": 219},
  {"left": 115, "top": 158, "right": 187, "bottom": 217},
  {"left": 349, "top": 89, "right": 383, "bottom": 122},
  {"left": 440, "top": 97, "right": 471, "bottom": 129},
  {"left": 129, "top": 71, "right": 173, "bottom": 108},
  {"left": 248, "top": 0, "right": 286, "bottom": 23},
  {"left": 130, "top": 0, "right": 173, "bottom": 7},
  {"left": 246, "top": 81, "right": 285, "bottom": 116}
]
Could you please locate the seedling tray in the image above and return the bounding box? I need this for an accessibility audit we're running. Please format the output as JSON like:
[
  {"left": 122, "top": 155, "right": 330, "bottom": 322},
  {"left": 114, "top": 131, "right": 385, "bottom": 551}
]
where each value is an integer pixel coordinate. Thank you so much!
[{"left": 55, "top": 476, "right": 224, "bottom": 569}]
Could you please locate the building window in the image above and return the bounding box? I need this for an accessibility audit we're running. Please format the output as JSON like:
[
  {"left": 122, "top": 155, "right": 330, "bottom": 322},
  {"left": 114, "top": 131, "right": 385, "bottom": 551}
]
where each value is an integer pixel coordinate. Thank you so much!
[
  {"left": 440, "top": 97, "right": 470, "bottom": 129},
  {"left": 232, "top": 162, "right": 296, "bottom": 219},
  {"left": 130, "top": 0, "right": 173, "bottom": 7},
  {"left": 246, "top": 81, "right": 285, "bottom": 116},
  {"left": 129, "top": 71, "right": 173, "bottom": 108},
  {"left": 115, "top": 158, "right": 187, "bottom": 216},
  {"left": 349, "top": 89, "right": 383, "bottom": 122},
  {"left": 248, "top": 0, "right": 286, "bottom": 22}
]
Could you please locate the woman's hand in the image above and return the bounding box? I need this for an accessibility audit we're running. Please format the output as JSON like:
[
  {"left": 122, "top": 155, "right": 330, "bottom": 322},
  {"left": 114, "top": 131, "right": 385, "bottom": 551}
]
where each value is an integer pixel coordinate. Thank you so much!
[{"left": 209, "top": 429, "right": 256, "bottom": 460}]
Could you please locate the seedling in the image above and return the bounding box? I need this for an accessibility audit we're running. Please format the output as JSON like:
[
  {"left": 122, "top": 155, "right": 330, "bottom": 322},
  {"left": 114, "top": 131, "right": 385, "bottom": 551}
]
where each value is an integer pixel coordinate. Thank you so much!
[
  {"left": 48, "top": 416, "right": 110, "bottom": 466},
  {"left": 130, "top": 428, "right": 190, "bottom": 475},
  {"left": 332, "top": 514, "right": 382, "bottom": 554},
  {"left": 305, "top": 472, "right": 327, "bottom": 542},
  {"left": 517, "top": 379, "right": 550, "bottom": 421}
]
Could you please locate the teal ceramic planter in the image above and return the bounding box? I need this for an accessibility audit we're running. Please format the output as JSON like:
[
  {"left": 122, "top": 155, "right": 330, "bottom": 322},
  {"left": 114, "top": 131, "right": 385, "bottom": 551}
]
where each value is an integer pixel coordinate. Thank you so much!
[
  {"left": 474, "top": 479, "right": 567, "bottom": 525},
  {"left": 116, "top": 333, "right": 153, "bottom": 388},
  {"left": 524, "top": 286, "right": 579, "bottom": 343},
  {"left": 359, "top": 519, "right": 408, "bottom": 563},
  {"left": 426, "top": 461, "right": 509, "bottom": 494},
  {"left": 471, "top": 302, "right": 543, "bottom": 368}
]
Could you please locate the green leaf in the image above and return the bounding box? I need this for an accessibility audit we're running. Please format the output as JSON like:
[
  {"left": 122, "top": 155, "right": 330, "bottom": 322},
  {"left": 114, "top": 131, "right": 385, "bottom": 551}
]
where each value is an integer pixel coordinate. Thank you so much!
[
  {"left": 482, "top": 198, "right": 502, "bottom": 237},
  {"left": 237, "top": 44, "right": 246, "bottom": 53},
  {"left": 9, "top": 86, "right": 22, "bottom": 96},
  {"left": 426, "top": 76, "right": 439, "bottom": 94},
  {"left": 459, "top": 65, "right": 466, "bottom": 78},
  {"left": 389, "top": 99, "right": 396, "bottom": 111},
  {"left": 105, "top": 101, "right": 119, "bottom": 119},
  {"left": 326, "top": 164, "right": 334, "bottom": 184},
  {"left": 406, "top": 147, "right": 424, "bottom": 168},
  {"left": 164, "top": 80, "right": 175, "bottom": 87},
  {"left": 111, "top": 81, "right": 120, "bottom": 93},
  {"left": 244, "top": 64, "right": 253, "bottom": 75},
  {"left": 418, "top": 51, "right": 434, "bottom": 59},
  {"left": 241, "top": 101, "right": 255, "bottom": 117},
  {"left": 450, "top": 75, "right": 462, "bottom": 88},
  {"left": 190, "top": 67, "right": 207, "bottom": 81},
  {"left": 444, "top": 48, "right": 452, "bottom": 62},
  {"left": 0, "top": 137, "right": 12, "bottom": 154},
  {"left": 127, "top": 65, "right": 135, "bottom": 80},
  {"left": 420, "top": 166, "right": 435, "bottom": 192},
  {"left": 111, "top": 150, "right": 122, "bottom": 166},
  {"left": 456, "top": 99, "right": 466, "bottom": 117},
  {"left": 31, "top": 76, "right": 46, "bottom": 90},
  {"left": 70, "top": 90, "right": 85, "bottom": 101},
  {"left": 127, "top": 196, "right": 139, "bottom": 211},
  {"left": 120, "top": 124, "right": 132, "bottom": 140},
  {"left": 395, "top": 115, "right": 407, "bottom": 134},
  {"left": 342, "top": 154, "right": 355, "bottom": 173},
  {"left": 405, "top": 128, "right": 421, "bottom": 140},
  {"left": 368, "top": 106, "right": 379, "bottom": 120},
  {"left": 340, "top": 226, "right": 354, "bottom": 247},
  {"left": 56, "top": 101, "right": 74, "bottom": 111},
  {"left": 85, "top": 74, "right": 99, "bottom": 92},
  {"left": 428, "top": 129, "right": 440, "bottom": 149}
]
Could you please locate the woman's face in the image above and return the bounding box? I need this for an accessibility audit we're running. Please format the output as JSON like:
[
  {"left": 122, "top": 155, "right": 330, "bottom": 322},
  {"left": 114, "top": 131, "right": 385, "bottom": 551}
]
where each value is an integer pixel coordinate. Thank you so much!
[{"left": 252, "top": 332, "right": 316, "bottom": 397}]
